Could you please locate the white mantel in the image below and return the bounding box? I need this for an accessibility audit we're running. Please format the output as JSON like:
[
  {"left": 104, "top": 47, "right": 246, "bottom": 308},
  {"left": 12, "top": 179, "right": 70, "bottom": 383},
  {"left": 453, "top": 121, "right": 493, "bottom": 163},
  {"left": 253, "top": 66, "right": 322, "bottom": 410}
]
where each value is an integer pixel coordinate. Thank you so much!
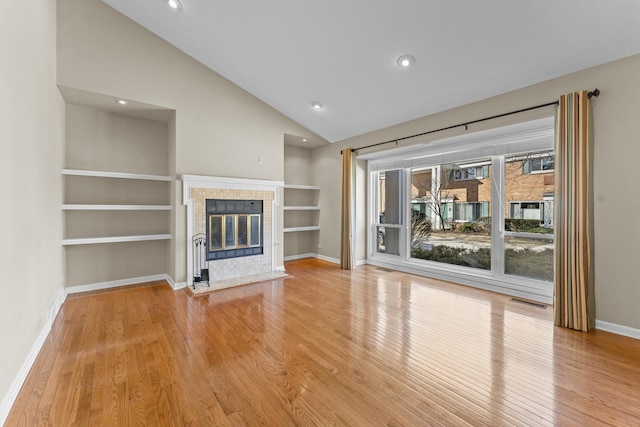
[{"left": 181, "top": 174, "right": 284, "bottom": 288}]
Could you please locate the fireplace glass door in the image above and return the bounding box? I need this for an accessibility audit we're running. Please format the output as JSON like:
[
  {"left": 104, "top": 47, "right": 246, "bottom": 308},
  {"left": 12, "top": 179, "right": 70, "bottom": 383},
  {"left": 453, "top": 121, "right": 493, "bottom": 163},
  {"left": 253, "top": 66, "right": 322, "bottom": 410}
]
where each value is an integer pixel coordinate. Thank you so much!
[{"left": 208, "top": 214, "right": 261, "bottom": 253}]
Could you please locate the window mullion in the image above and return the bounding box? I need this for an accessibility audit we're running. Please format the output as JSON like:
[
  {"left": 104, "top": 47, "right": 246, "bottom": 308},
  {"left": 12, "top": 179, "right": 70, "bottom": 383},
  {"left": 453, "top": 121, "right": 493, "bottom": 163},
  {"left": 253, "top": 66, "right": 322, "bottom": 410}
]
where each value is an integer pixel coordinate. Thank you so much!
[{"left": 491, "top": 155, "right": 506, "bottom": 275}]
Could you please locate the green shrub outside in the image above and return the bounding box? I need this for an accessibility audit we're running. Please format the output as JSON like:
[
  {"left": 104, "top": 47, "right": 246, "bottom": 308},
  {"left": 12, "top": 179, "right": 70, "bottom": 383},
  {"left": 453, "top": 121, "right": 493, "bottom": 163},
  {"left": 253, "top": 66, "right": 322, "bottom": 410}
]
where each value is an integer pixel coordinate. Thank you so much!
[
  {"left": 456, "top": 217, "right": 553, "bottom": 234},
  {"left": 411, "top": 245, "right": 553, "bottom": 281},
  {"left": 456, "top": 222, "right": 485, "bottom": 234},
  {"left": 505, "top": 218, "right": 547, "bottom": 232}
]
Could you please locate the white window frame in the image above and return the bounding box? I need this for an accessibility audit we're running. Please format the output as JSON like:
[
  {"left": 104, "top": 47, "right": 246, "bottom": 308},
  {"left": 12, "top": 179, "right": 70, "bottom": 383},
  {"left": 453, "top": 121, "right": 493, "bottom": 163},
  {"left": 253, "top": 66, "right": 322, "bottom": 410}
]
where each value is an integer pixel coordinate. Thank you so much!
[
  {"left": 362, "top": 117, "right": 555, "bottom": 304},
  {"left": 525, "top": 153, "right": 555, "bottom": 174},
  {"left": 454, "top": 165, "right": 484, "bottom": 181}
]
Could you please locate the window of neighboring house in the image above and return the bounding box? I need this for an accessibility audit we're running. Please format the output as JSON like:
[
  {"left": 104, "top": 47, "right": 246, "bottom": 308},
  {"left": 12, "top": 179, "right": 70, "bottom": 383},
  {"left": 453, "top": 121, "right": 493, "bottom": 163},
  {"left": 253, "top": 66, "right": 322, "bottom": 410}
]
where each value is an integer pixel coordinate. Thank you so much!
[
  {"left": 455, "top": 201, "right": 490, "bottom": 222},
  {"left": 510, "top": 201, "right": 543, "bottom": 221},
  {"left": 453, "top": 165, "right": 489, "bottom": 181},
  {"left": 523, "top": 155, "right": 554, "bottom": 174}
]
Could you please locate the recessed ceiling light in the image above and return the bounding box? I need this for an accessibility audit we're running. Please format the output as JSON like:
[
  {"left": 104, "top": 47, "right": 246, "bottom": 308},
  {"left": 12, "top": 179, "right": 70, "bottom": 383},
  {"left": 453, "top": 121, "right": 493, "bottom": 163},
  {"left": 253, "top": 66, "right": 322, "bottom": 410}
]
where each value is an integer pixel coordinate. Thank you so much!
[
  {"left": 397, "top": 55, "right": 415, "bottom": 68},
  {"left": 116, "top": 99, "right": 128, "bottom": 105},
  {"left": 302, "top": 138, "right": 307, "bottom": 142},
  {"left": 311, "top": 101, "right": 324, "bottom": 111},
  {"left": 168, "top": 0, "right": 182, "bottom": 10}
]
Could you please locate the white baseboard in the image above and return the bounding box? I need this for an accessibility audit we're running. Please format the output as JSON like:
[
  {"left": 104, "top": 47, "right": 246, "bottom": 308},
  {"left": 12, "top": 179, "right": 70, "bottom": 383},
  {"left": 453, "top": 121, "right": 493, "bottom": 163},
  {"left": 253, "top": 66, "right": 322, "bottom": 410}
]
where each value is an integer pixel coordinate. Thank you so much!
[
  {"left": 596, "top": 320, "right": 640, "bottom": 340},
  {"left": 48, "top": 287, "right": 67, "bottom": 325},
  {"left": 65, "top": 274, "right": 169, "bottom": 295},
  {"left": 283, "top": 253, "right": 317, "bottom": 262},
  {"left": 172, "top": 281, "right": 187, "bottom": 290},
  {"left": 0, "top": 307, "right": 53, "bottom": 426},
  {"left": 284, "top": 253, "right": 367, "bottom": 268},
  {"left": 315, "top": 254, "right": 340, "bottom": 264},
  {"left": 164, "top": 275, "right": 187, "bottom": 290},
  {"left": 274, "top": 265, "right": 286, "bottom": 272}
]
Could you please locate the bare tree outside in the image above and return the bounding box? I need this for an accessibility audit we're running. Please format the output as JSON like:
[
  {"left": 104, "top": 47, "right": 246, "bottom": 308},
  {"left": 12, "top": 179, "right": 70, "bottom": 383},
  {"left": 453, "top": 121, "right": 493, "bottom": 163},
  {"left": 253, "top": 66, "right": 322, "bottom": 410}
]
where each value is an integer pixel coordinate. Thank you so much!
[{"left": 411, "top": 166, "right": 459, "bottom": 231}]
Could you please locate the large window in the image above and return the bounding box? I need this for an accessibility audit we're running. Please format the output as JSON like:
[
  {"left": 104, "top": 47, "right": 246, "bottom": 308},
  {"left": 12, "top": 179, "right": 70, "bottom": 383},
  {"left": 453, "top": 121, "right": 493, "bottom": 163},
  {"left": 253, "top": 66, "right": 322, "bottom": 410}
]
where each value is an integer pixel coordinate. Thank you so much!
[{"left": 366, "top": 118, "right": 555, "bottom": 302}]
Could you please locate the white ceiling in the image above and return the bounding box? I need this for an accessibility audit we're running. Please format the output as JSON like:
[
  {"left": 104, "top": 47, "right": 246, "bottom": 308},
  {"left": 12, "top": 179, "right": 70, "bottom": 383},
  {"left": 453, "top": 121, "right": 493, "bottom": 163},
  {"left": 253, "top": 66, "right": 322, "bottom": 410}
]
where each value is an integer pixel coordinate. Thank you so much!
[{"left": 102, "top": 0, "right": 640, "bottom": 143}]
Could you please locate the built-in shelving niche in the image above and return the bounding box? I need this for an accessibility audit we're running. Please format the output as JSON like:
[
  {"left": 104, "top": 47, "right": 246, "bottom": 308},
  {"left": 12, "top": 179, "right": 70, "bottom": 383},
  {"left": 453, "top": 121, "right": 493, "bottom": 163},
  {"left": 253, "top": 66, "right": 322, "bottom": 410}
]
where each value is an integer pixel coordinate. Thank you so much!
[{"left": 60, "top": 92, "right": 173, "bottom": 287}]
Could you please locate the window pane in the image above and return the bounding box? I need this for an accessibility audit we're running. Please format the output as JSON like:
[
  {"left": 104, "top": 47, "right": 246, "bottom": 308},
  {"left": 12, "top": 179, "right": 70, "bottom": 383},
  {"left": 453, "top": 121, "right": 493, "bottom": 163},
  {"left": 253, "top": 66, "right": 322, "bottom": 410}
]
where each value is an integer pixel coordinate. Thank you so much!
[
  {"left": 209, "top": 216, "right": 223, "bottom": 251},
  {"left": 379, "top": 170, "right": 402, "bottom": 224},
  {"left": 504, "top": 150, "right": 555, "bottom": 281},
  {"left": 225, "top": 215, "right": 235, "bottom": 248},
  {"left": 376, "top": 226, "right": 400, "bottom": 255},
  {"left": 377, "top": 169, "right": 402, "bottom": 256},
  {"left": 250, "top": 215, "right": 261, "bottom": 246},
  {"left": 410, "top": 160, "right": 491, "bottom": 271},
  {"left": 237, "top": 215, "right": 248, "bottom": 246},
  {"left": 505, "top": 235, "right": 554, "bottom": 281}
]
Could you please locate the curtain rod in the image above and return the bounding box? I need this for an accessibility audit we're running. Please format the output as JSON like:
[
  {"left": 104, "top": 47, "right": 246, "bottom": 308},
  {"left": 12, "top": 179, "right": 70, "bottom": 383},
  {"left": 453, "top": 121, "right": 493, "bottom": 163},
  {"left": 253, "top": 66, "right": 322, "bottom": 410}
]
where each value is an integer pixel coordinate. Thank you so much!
[{"left": 341, "top": 88, "right": 600, "bottom": 154}]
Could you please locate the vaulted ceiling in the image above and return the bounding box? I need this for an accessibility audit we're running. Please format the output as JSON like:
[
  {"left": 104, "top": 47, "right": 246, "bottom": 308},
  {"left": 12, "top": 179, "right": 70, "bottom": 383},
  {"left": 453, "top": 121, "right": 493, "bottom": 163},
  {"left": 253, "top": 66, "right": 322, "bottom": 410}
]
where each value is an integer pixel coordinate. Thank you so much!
[{"left": 103, "top": 0, "right": 640, "bottom": 143}]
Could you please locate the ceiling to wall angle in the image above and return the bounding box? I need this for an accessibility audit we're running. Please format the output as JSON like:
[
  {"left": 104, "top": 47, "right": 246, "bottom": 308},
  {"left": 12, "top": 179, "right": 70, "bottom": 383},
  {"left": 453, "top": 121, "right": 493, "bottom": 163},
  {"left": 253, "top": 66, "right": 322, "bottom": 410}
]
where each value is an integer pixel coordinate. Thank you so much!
[{"left": 102, "top": 0, "right": 640, "bottom": 142}]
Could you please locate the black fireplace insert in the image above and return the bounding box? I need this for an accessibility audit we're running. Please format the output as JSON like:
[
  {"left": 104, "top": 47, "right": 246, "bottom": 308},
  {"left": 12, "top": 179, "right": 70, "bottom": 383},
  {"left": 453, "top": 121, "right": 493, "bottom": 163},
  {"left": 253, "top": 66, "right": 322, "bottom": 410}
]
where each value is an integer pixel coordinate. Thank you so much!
[{"left": 205, "top": 199, "right": 263, "bottom": 260}]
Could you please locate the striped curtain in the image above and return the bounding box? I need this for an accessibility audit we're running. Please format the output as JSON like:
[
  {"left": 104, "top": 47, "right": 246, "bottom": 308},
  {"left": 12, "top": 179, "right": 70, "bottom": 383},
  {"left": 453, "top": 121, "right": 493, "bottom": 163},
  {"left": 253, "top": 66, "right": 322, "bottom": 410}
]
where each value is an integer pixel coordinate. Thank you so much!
[
  {"left": 554, "top": 91, "right": 595, "bottom": 331},
  {"left": 340, "top": 148, "right": 354, "bottom": 269}
]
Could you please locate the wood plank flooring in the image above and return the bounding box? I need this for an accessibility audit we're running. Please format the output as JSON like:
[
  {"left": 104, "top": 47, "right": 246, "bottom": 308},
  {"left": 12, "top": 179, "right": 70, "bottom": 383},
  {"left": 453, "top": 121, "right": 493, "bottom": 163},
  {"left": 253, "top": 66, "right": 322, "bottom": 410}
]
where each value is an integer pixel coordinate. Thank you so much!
[{"left": 6, "top": 258, "right": 640, "bottom": 426}]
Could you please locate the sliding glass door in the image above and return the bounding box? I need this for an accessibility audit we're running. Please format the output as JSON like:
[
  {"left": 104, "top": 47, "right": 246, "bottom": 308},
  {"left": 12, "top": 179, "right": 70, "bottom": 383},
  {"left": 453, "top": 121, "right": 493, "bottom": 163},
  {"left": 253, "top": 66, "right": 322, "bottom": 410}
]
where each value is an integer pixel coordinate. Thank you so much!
[{"left": 365, "top": 118, "right": 556, "bottom": 302}]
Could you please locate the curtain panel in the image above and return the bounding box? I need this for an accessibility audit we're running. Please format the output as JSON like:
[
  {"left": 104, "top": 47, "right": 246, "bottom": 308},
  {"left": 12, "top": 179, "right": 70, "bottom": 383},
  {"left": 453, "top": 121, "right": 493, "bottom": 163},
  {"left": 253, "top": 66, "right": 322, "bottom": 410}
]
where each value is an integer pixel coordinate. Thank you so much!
[
  {"left": 340, "top": 149, "right": 354, "bottom": 269},
  {"left": 554, "top": 91, "right": 595, "bottom": 331}
]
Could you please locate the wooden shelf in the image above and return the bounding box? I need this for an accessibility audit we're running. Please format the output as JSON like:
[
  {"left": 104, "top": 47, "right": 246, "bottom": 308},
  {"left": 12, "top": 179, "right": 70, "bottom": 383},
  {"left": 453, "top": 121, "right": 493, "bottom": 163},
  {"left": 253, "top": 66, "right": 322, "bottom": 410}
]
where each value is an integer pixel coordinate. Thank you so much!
[
  {"left": 62, "top": 234, "right": 171, "bottom": 246},
  {"left": 63, "top": 204, "right": 171, "bottom": 211},
  {"left": 62, "top": 169, "right": 171, "bottom": 182},
  {"left": 283, "top": 184, "right": 320, "bottom": 190},
  {"left": 283, "top": 226, "right": 320, "bottom": 233},
  {"left": 283, "top": 206, "right": 320, "bottom": 211}
]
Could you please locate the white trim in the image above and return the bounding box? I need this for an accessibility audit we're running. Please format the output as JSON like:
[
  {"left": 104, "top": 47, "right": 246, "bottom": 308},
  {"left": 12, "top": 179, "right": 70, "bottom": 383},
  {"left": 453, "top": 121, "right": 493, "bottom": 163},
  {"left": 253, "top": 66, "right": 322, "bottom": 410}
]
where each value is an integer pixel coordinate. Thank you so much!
[
  {"left": 596, "top": 320, "right": 640, "bottom": 340},
  {"left": 274, "top": 265, "right": 286, "bottom": 272},
  {"left": 283, "top": 184, "right": 320, "bottom": 190},
  {"left": 172, "top": 281, "right": 187, "bottom": 290},
  {"left": 65, "top": 274, "right": 170, "bottom": 295},
  {"left": 284, "top": 253, "right": 317, "bottom": 261},
  {"left": 62, "top": 204, "right": 171, "bottom": 211},
  {"left": 316, "top": 254, "right": 340, "bottom": 264},
  {"left": 283, "top": 226, "right": 320, "bottom": 232},
  {"left": 49, "top": 287, "right": 67, "bottom": 325},
  {"left": 283, "top": 253, "right": 366, "bottom": 267},
  {"left": 361, "top": 117, "right": 555, "bottom": 165},
  {"left": 367, "top": 257, "right": 553, "bottom": 304},
  {"left": 283, "top": 206, "right": 320, "bottom": 211},
  {"left": 163, "top": 275, "right": 187, "bottom": 290},
  {"left": 62, "top": 169, "right": 171, "bottom": 181},
  {"left": 181, "top": 174, "right": 284, "bottom": 205},
  {"left": 62, "top": 234, "right": 171, "bottom": 245},
  {"left": 0, "top": 314, "right": 52, "bottom": 426}
]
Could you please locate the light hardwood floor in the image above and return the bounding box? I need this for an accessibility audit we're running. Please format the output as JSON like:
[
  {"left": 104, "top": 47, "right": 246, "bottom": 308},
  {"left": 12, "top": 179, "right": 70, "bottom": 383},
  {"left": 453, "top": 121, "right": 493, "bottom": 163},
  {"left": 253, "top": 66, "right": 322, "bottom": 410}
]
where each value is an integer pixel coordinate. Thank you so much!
[{"left": 7, "top": 258, "right": 640, "bottom": 426}]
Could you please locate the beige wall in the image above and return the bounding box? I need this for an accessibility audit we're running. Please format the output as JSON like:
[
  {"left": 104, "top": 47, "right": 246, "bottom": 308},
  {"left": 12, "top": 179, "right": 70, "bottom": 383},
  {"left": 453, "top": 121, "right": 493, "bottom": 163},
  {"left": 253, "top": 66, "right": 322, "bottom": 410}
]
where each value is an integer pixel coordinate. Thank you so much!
[
  {"left": 0, "top": 0, "right": 65, "bottom": 412},
  {"left": 312, "top": 54, "right": 640, "bottom": 330},
  {"left": 57, "top": 0, "right": 325, "bottom": 282}
]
